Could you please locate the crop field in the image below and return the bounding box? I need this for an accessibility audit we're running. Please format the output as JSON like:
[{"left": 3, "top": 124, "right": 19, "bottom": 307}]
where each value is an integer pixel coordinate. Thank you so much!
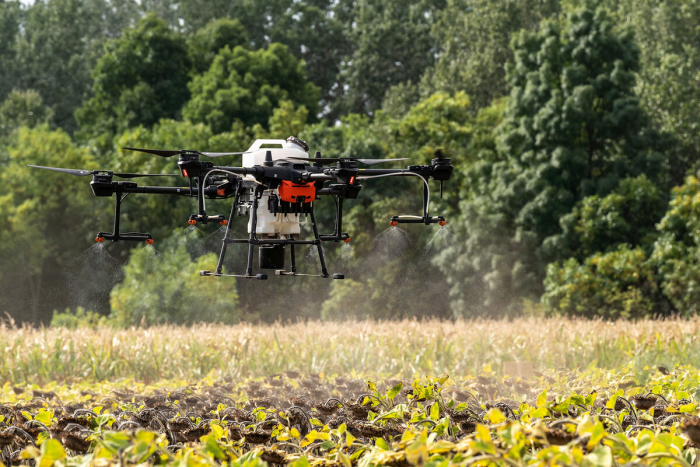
[{"left": 0, "top": 318, "right": 700, "bottom": 466}]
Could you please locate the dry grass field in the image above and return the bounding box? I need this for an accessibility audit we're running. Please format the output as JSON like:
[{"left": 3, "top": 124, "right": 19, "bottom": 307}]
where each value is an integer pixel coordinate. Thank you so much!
[{"left": 1, "top": 317, "right": 699, "bottom": 383}]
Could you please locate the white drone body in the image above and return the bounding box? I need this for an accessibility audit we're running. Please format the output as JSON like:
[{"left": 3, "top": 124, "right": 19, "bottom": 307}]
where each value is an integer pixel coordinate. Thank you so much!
[{"left": 241, "top": 139, "right": 310, "bottom": 237}]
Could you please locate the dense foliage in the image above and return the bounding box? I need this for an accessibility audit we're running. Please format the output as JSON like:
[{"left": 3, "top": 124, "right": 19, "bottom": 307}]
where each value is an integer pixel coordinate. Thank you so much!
[{"left": 1, "top": 0, "right": 700, "bottom": 323}]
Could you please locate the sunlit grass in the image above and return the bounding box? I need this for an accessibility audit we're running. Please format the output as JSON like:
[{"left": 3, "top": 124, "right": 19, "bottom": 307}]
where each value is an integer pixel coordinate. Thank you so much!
[{"left": 1, "top": 317, "right": 699, "bottom": 384}]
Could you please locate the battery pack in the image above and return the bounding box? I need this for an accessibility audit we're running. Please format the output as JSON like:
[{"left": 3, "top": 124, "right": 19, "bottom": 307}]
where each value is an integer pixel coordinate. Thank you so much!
[{"left": 259, "top": 245, "right": 285, "bottom": 269}]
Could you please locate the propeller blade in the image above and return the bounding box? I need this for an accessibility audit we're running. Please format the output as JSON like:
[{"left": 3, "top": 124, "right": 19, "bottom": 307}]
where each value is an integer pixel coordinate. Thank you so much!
[
  {"left": 286, "top": 157, "right": 409, "bottom": 165},
  {"left": 286, "top": 157, "right": 342, "bottom": 165},
  {"left": 199, "top": 151, "right": 248, "bottom": 157},
  {"left": 356, "top": 158, "right": 409, "bottom": 165},
  {"left": 28, "top": 165, "right": 94, "bottom": 176},
  {"left": 122, "top": 147, "right": 182, "bottom": 157},
  {"left": 113, "top": 173, "right": 181, "bottom": 179}
]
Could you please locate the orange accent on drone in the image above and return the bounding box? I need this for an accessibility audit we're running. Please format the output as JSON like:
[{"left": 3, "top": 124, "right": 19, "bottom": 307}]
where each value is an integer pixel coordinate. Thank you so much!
[
  {"left": 220, "top": 219, "right": 228, "bottom": 226},
  {"left": 389, "top": 221, "right": 398, "bottom": 227},
  {"left": 188, "top": 219, "right": 197, "bottom": 225},
  {"left": 344, "top": 237, "right": 351, "bottom": 243},
  {"left": 95, "top": 236, "right": 104, "bottom": 243},
  {"left": 438, "top": 220, "right": 446, "bottom": 226},
  {"left": 145, "top": 239, "right": 154, "bottom": 245},
  {"left": 278, "top": 180, "right": 315, "bottom": 203},
  {"left": 217, "top": 189, "right": 226, "bottom": 196}
]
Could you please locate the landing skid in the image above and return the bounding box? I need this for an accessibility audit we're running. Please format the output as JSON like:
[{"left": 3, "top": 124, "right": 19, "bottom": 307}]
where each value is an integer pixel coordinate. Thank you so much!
[
  {"left": 200, "top": 271, "right": 268, "bottom": 280},
  {"left": 275, "top": 270, "right": 345, "bottom": 279}
]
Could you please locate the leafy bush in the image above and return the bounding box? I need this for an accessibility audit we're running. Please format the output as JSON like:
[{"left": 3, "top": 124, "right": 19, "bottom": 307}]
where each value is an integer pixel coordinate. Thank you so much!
[
  {"left": 50, "top": 307, "right": 109, "bottom": 329},
  {"left": 553, "top": 175, "right": 666, "bottom": 260},
  {"left": 650, "top": 175, "right": 700, "bottom": 315},
  {"left": 110, "top": 241, "right": 239, "bottom": 326},
  {"left": 543, "top": 244, "right": 658, "bottom": 319}
]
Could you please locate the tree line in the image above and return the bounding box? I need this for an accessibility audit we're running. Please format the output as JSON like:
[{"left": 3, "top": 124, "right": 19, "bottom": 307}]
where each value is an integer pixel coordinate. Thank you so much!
[{"left": 1, "top": 0, "right": 699, "bottom": 325}]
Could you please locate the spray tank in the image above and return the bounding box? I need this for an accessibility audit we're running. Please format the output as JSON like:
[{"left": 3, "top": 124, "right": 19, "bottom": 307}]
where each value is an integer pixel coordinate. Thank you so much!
[{"left": 241, "top": 137, "right": 312, "bottom": 239}]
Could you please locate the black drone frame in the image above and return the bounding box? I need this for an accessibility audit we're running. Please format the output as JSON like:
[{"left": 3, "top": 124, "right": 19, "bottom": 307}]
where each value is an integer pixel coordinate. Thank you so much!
[
  {"left": 197, "top": 154, "right": 451, "bottom": 280},
  {"left": 29, "top": 144, "right": 453, "bottom": 281}
]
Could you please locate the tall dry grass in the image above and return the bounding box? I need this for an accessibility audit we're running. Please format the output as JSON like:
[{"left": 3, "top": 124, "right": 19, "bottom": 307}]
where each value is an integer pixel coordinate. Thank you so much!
[{"left": 1, "top": 317, "right": 698, "bottom": 384}]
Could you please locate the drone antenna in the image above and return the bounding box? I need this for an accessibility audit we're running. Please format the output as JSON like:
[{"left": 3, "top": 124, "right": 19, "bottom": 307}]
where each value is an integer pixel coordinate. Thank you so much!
[{"left": 264, "top": 150, "right": 273, "bottom": 167}]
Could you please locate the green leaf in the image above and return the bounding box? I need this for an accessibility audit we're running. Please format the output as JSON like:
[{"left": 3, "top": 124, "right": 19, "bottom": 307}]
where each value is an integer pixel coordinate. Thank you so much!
[
  {"left": 584, "top": 445, "right": 612, "bottom": 467},
  {"left": 375, "top": 438, "right": 390, "bottom": 450},
  {"left": 320, "top": 440, "right": 335, "bottom": 450},
  {"left": 430, "top": 402, "right": 440, "bottom": 421},
  {"left": 387, "top": 382, "right": 403, "bottom": 400},
  {"left": 679, "top": 403, "right": 696, "bottom": 413},
  {"left": 606, "top": 390, "right": 623, "bottom": 410},
  {"left": 536, "top": 389, "right": 547, "bottom": 408},
  {"left": 486, "top": 408, "right": 505, "bottom": 424},
  {"left": 34, "top": 409, "right": 53, "bottom": 425},
  {"left": 39, "top": 439, "right": 65, "bottom": 467},
  {"left": 210, "top": 423, "right": 224, "bottom": 440},
  {"left": 201, "top": 434, "right": 227, "bottom": 460},
  {"left": 338, "top": 451, "right": 352, "bottom": 467},
  {"left": 289, "top": 455, "right": 311, "bottom": 467},
  {"left": 346, "top": 432, "right": 357, "bottom": 447}
]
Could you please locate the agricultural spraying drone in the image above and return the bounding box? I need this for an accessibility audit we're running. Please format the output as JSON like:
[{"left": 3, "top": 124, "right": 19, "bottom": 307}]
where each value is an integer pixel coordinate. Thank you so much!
[{"left": 29, "top": 136, "right": 453, "bottom": 280}]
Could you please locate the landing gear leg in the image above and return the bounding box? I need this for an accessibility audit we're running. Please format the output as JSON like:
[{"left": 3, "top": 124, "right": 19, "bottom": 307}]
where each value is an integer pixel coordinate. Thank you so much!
[
  {"left": 310, "top": 206, "right": 329, "bottom": 278},
  {"left": 246, "top": 187, "right": 261, "bottom": 277},
  {"left": 215, "top": 186, "right": 240, "bottom": 275}
]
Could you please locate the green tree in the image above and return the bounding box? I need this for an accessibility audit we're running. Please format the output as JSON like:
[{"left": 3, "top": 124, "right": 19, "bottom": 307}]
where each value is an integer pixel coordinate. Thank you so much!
[
  {"left": 438, "top": 2, "right": 671, "bottom": 316},
  {"left": 110, "top": 242, "right": 239, "bottom": 325},
  {"left": 0, "top": 126, "right": 102, "bottom": 323},
  {"left": 6, "top": 0, "right": 140, "bottom": 133},
  {"left": 339, "top": 0, "right": 445, "bottom": 115},
  {"left": 422, "top": 0, "right": 560, "bottom": 111},
  {"left": 188, "top": 18, "right": 248, "bottom": 74},
  {"left": 75, "top": 13, "right": 191, "bottom": 147},
  {"left": 0, "top": 1, "right": 21, "bottom": 103},
  {"left": 183, "top": 43, "right": 320, "bottom": 134},
  {"left": 616, "top": 0, "right": 700, "bottom": 186},
  {"left": 0, "top": 89, "right": 54, "bottom": 136},
  {"left": 174, "top": 0, "right": 351, "bottom": 117}
]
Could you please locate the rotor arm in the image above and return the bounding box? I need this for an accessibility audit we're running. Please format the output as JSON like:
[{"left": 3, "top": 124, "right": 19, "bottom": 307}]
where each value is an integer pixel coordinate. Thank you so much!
[{"left": 94, "top": 184, "right": 231, "bottom": 197}]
